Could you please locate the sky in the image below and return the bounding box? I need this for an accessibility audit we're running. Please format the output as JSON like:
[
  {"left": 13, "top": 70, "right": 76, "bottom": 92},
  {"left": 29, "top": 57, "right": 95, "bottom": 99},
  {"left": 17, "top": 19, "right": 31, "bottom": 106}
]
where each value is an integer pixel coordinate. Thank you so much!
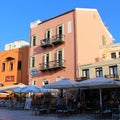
[{"left": 0, "top": 0, "right": 120, "bottom": 51}]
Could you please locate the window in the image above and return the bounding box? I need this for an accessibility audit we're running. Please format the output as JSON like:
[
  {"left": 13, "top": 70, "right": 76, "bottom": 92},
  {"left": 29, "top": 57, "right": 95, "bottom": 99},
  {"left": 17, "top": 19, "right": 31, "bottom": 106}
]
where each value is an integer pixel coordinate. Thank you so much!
[
  {"left": 45, "top": 29, "right": 51, "bottom": 40},
  {"left": 57, "top": 24, "right": 64, "bottom": 40},
  {"left": 32, "top": 80, "right": 37, "bottom": 86},
  {"left": 82, "top": 69, "right": 89, "bottom": 78},
  {"left": 102, "top": 35, "right": 106, "bottom": 46},
  {"left": 9, "top": 44, "right": 12, "bottom": 50},
  {"left": 56, "top": 49, "right": 64, "bottom": 66},
  {"left": 42, "top": 80, "right": 49, "bottom": 86},
  {"left": 10, "top": 62, "right": 13, "bottom": 71},
  {"left": 18, "top": 61, "right": 22, "bottom": 70},
  {"left": 111, "top": 52, "right": 116, "bottom": 58},
  {"left": 109, "top": 65, "right": 117, "bottom": 77},
  {"left": 2, "top": 63, "right": 5, "bottom": 71},
  {"left": 57, "top": 25, "right": 62, "bottom": 35},
  {"left": 96, "top": 67, "right": 103, "bottom": 77},
  {"left": 31, "top": 35, "right": 37, "bottom": 46},
  {"left": 42, "top": 29, "right": 51, "bottom": 44},
  {"left": 67, "top": 21, "right": 72, "bottom": 33},
  {"left": 44, "top": 53, "right": 50, "bottom": 68},
  {"left": 119, "top": 52, "right": 120, "bottom": 58},
  {"left": 30, "top": 56, "right": 36, "bottom": 68}
]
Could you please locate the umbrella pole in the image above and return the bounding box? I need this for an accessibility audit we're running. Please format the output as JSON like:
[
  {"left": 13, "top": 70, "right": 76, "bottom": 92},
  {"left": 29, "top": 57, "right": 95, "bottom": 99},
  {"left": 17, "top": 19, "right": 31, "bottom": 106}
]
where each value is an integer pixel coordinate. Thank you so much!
[
  {"left": 99, "top": 88, "right": 102, "bottom": 111},
  {"left": 19, "top": 93, "right": 21, "bottom": 102},
  {"left": 80, "top": 89, "right": 81, "bottom": 99},
  {"left": 65, "top": 89, "right": 68, "bottom": 106}
]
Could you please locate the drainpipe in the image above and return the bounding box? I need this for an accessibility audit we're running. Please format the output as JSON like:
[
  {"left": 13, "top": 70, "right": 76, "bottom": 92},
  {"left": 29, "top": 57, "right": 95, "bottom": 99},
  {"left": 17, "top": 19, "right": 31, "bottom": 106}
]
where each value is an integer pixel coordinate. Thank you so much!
[{"left": 73, "top": 10, "right": 77, "bottom": 81}]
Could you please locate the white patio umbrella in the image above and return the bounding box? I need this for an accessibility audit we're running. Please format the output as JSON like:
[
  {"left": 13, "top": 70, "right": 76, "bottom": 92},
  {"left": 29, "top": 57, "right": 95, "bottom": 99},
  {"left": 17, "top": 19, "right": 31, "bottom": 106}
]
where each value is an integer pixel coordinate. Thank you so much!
[
  {"left": 20, "top": 85, "right": 41, "bottom": 93},
  {"left": 12, "top": 87, "right": 22, "bottom": 93},
  {"left": 0, "top": 83, "right": 26, "bottom": 92},
  {"left": 75, "top": 77, "right": 120, "bottom": 110},
  {"left": 44, "top": 78, "right": 78, "bottom": 105},
  {"left": 11, "top": 85, "right": 55, "bottom": 105},
  {"left": 44, "top": 78, "right": 77, "bottom": 89},
  {"left": 12, "top": 85, "right": 55, "bottom": 93}
]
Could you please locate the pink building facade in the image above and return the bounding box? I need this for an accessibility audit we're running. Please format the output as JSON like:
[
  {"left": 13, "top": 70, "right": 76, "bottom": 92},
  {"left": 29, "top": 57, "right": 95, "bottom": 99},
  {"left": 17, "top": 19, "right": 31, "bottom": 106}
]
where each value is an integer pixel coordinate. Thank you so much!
[{"left": 29, "top": 8, "right": 113, "bottom": 87}]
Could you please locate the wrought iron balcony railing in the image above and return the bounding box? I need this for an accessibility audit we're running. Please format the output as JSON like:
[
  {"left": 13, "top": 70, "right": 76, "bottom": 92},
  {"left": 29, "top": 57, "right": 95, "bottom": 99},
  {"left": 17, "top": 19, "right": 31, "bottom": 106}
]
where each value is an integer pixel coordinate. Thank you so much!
[
  {"left": 52, "top": 34, "right": 65, "bottom": 45},
  {"left": 40, "top": 59, "right": 65, "bottom": 71},
  {"left": 40, "top": 34, "right": 65, "bottom": 48},
  {"left": 40, "top": 38, "right": 52, "bottom": 48}
]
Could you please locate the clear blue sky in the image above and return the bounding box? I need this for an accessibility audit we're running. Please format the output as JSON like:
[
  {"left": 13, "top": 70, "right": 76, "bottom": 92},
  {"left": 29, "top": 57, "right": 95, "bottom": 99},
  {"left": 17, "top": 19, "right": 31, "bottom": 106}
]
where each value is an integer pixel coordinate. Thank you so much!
[{"left": 0, "top": 0, "right": 120, "bottom": 51}]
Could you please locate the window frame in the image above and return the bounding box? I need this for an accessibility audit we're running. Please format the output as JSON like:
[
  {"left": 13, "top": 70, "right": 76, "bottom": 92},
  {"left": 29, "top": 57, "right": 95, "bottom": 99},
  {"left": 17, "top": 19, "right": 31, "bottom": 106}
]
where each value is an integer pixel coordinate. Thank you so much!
[
  {"left": 45, "top": 28, "right": 51, "bottom": 40},
  {"left": 56, "top": 49, "right": 64, "bottom": 66},
  {"left": 32, "top": 80, "right": 37, "bottom": 86},
  {"left": 31, "top": 35, "right": 37, "bottom": 47},
  {"left": 95, "top": 67, "right": 103, "bottom": 77},
  {"left": 111, "top": 52, "right": 116, "bottom": 58},
  {"left": 2, "top": 63, "right": 5, "bottom": 72},
  {"left": 56, "top": 24, "right": 64, "bottom": 40},
  {"left": 9, "top": 62, "right": 13, "bottom": 71},
  {"left": 30, "top": 56, "right": 36, "bottom": 68},
  {"left": 102, "top": 35, "right": 106, "bottom": 46},
  {"left": 109, "top": 65, "right": 118, "bottom": 77},
  {"left": 44, "top": 52, "right": 51, "bottom": 68},
  {"left": 42, "top": 80, "right": 49, "bottom": 86},
  {"left": 82, "top": 69, "right": 90, "bottom": 78}
]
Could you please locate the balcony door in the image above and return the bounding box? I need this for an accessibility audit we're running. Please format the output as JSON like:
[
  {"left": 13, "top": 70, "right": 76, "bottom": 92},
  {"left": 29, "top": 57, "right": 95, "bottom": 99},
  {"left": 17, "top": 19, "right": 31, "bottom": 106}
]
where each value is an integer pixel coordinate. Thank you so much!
[
  {"left": 57, "top": 24, "right": 64, "bottom": 39},
  {"left": 44, "top": 53, "right": 50, "bottom": 68},
  {"left": 45, "top": 29, "right": 51, "bottom": 43},
  {"left": 56, "top": 49, "right": 64, "bottom": 66}
]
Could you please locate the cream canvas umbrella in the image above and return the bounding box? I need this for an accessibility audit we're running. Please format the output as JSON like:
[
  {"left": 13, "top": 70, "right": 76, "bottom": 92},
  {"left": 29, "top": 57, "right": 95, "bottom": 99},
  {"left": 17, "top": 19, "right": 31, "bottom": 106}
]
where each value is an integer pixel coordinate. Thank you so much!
[
  {"left": 75, "top": 77, "right": 120, "bottom": 110},
  {"left": 44, "top": 78, "right": 77, "bottom": 89},
  {"left": 44, "top": 78, "right": 78, "bottom": 105}
]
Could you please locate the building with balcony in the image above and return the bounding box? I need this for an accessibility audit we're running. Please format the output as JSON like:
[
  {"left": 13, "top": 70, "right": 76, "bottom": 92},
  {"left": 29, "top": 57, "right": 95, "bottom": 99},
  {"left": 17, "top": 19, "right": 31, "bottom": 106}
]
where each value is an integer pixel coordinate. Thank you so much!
[
  {"left": 78, "top": 43, "right": 120, "bottom": 81},
  {"left": 29, "top": 8, "right": 113, "bottom": 87},
  {"left": 0, "top": 42, "right": 29, "bottom": 86}
]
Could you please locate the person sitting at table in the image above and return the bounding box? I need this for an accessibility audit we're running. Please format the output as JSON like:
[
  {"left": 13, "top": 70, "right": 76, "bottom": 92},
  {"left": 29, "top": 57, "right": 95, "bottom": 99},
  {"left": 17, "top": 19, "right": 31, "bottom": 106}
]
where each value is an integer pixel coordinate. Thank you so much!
[
  {"left": 107, "top": 99, "right": 114, "bottom": 105},
  {"left": 80, "top": 99, "right": 87, "bottom": 113},
  {"left": 77, "top": 100, "right": 81, "bottom": 113},
  {"left": 104, "top": 96, "right": 114, "bottom": 110},
  {"left": 56, "top": 96, "right": 61, "bottom": 110}
]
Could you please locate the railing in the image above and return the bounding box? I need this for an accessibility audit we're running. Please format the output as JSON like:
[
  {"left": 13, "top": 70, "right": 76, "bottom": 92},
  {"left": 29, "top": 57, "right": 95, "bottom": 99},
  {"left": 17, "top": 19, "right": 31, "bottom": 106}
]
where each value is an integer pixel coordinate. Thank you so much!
[
  {"left": 76, "top": 77, "right": 90, "bottom": 81},
  {"left": 40, "top": 38, "right": 52, "bottom": 48},
  {"left": 104, "top": 74, "right": 119, "bottom": 79},
  {"left": 40, "top": 34, "right": 65, "bottom": 48},
  {"left": 52, "top": 34, "right": 65, "bottom": 45},
  {"left": 40, "top": 59, "right": 65, "bottom": 71}
]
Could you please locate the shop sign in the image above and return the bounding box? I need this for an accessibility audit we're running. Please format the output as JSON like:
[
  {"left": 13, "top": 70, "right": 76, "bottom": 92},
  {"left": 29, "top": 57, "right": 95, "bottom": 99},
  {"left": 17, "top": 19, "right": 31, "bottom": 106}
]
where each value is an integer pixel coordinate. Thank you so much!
[
  {"left": 5, "top": 76, "right": 14, "bottom": 82},
  {"left": 30, "top": 69, "right": 38, "bottom": 76}
]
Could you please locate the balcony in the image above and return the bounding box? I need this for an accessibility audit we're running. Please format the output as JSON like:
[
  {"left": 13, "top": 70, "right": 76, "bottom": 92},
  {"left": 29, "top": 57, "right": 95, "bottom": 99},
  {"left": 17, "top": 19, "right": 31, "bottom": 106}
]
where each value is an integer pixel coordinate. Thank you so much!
[
  {"left": 104, "top": 74, "right": 119, "bottom": 79},
  {"left": 52, "top": 34, "right": 65, "bottom": 45},
  {"left": 40, "top": 59, "right": 66, "bottom": 71},
  {"left": 76, "top": 77, "right": 90, "bottom": 81},
  {"left": 40, "top": 38, "right": 52, "bottom": 48}
]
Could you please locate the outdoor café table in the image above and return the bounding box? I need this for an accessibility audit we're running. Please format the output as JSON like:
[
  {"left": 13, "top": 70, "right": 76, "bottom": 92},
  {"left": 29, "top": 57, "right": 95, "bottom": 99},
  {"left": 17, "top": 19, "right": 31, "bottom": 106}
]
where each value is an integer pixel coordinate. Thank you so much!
[{"left": 112, "top": 104, "right": 120, "bottom": 119}]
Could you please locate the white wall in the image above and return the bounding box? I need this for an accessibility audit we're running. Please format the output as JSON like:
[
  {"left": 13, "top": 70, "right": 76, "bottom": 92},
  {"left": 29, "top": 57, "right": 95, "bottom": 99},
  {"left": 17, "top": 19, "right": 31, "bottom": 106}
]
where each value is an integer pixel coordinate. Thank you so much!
[{"left": 5, "top": 40, "right": 29, "bottom": 50}]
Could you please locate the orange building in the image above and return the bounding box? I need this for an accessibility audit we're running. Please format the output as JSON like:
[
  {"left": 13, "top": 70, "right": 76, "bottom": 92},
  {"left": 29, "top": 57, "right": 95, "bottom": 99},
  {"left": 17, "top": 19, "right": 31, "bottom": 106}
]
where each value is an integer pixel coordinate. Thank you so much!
[
  {"left": 29, "top": 8, "right": 114, "bottom": 87},
  {"left": 0, "top": 47, "right": 29, "bottom": 86}
]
